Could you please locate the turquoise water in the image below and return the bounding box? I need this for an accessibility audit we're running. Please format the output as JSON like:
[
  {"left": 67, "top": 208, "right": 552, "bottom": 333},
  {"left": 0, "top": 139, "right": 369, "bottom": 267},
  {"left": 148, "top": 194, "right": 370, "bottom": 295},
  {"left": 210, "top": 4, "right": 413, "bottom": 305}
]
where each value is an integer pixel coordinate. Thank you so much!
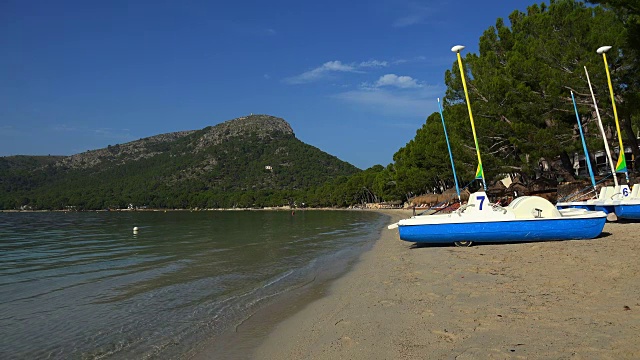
[{"left": 0, "top": 210, "right": 387, "bottom": 359}]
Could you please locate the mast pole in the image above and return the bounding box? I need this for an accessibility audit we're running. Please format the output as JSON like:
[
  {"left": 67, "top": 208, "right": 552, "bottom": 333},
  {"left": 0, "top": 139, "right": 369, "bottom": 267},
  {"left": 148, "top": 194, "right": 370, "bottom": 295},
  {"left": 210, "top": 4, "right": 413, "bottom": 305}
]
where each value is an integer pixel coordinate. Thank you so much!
[
  {"left": 451, "top": 45, "right": 487, "bottom": 191},
  {"left": 598, "top": 45, "right": 629, "bottom": 183},
  {"left": 571, "top": 91, "right": 597, "bottom": 193},
  {"left": 584, "top": 66, "right": 618, "bottom": 187},
  {"left": 437, "top": 98, "right": 461, "bottom": 201}
]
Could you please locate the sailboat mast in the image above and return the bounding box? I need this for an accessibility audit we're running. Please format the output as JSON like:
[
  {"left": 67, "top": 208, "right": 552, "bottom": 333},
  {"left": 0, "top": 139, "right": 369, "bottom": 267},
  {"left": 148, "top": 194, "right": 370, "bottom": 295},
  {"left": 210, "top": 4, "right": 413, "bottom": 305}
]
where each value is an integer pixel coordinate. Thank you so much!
[
  {"left": 451, "top": 45, "right": 487, "bottom": 191},
  {"left": 584, "top": 66, "right": 618, "bottom": 187},
  {"left": 437, "top": 98, "right": 461, "bottom": 201},
  {"left": 598, "top": 46, "right": 629, "bottom": 183},
  {"left": 571, "top": 91, "right": 597, "bottom": 193}
]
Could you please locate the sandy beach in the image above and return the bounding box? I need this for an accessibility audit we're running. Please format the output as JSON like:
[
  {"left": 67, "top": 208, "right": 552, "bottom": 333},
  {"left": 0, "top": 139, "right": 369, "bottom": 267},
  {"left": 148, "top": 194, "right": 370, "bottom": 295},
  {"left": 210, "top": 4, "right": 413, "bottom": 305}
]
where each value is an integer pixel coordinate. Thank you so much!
[{"left": 254, "top": 210, "right": 640, "bottom": 359}]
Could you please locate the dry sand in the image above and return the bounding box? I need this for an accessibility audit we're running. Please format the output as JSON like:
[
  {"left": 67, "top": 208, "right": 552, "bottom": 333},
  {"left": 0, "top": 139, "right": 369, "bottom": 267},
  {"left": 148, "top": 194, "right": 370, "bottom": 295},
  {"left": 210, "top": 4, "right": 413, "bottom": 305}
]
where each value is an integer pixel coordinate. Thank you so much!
[{"left": 254, "top": 210, "right": 640, "bottom": 359}]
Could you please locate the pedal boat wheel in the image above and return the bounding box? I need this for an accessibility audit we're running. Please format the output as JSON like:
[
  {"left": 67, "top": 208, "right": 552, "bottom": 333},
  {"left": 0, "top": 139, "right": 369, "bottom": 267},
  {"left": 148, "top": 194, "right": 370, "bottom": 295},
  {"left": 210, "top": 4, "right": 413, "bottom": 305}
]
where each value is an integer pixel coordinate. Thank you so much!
[{"left": 454, "top": 240, "right": 473, "bottom": 247}]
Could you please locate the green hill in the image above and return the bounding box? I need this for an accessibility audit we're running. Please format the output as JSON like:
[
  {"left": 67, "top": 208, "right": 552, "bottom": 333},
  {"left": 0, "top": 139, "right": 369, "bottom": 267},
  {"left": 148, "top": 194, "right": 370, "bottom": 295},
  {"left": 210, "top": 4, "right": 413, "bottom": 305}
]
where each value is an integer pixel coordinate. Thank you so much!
[{"left": 0, "top": 115, "right": 360, "bottom": 210}]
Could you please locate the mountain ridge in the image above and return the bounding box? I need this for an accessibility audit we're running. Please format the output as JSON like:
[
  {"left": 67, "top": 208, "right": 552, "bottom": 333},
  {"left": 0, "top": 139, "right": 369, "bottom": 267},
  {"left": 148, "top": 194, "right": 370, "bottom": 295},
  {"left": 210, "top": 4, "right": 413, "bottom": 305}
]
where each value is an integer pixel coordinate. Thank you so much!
[
  {"left": 54, "top": 114, "right": 296, "bottom": 170},
  {"left": 0, "top": 114, "right": 360, "bottom": 210}
]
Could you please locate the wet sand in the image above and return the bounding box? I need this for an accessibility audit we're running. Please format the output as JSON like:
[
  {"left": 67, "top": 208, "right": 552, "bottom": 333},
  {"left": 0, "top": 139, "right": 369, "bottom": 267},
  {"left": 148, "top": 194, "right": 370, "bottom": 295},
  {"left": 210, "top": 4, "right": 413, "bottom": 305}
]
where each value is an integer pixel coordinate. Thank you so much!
[
  {"left": 185, "top": 210, "right": 390, "bottom": 360},
  {"left": 254, "top": 210, "right": 640, "bottom": 359}
]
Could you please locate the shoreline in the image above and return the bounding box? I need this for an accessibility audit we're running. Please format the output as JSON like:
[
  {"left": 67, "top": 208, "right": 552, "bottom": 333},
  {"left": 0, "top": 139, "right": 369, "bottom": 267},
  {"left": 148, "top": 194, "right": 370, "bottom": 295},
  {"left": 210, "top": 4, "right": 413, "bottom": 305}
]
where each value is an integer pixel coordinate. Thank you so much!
[
  {"left": 251, "top": 213, "right": 640, "bottom": 359},
  {"left": 184, "top": 210, "right": 402, "bottom": 360}
]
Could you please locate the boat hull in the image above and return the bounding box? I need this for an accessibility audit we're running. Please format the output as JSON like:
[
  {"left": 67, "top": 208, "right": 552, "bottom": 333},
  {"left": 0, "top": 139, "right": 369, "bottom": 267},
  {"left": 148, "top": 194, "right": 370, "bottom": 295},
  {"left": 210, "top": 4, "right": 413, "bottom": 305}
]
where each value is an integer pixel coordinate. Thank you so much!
[
  {"left": 614, "top": 204, "right": 640, "bottom": 220},
  {"left": 398, "top": 217, "right": 606, "bottom": 244}
]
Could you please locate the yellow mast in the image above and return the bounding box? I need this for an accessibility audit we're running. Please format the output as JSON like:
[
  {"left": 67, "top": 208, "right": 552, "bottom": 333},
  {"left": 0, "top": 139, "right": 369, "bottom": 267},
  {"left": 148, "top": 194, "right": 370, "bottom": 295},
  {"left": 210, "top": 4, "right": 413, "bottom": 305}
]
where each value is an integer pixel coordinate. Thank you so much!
[
  {"left": 597, "top": 45, "right": 629, "bottom": 183},
  {"left": 451, "top": 45, "right": 486, "bottom": 191}
]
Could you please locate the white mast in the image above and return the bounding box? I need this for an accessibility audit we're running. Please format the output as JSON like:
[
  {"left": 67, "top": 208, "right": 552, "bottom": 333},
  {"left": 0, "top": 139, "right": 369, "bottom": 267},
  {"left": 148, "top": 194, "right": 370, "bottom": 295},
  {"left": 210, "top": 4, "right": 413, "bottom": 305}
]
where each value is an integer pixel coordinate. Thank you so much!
[{"left": 584, "top": 66, "right": 618, "bottom": 187}]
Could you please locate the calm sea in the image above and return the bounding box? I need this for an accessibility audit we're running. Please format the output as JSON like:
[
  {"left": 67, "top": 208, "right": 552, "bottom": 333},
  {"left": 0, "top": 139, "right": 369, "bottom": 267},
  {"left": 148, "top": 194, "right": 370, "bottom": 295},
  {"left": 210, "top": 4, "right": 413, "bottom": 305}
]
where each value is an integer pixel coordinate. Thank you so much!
[{"left": 0, "top": 210, "right": 387, "bottom": 359}]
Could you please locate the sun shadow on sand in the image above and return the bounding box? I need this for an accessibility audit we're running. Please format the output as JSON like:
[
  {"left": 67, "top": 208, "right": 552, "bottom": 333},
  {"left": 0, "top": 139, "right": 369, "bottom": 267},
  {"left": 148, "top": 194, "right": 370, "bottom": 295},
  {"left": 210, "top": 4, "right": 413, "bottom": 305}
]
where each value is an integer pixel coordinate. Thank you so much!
[
  {"left": 408, "top": 233, "right": 613, "bottom": 249},
  {"left": 614, "top": 219, "right": 640, "bottom": 225},
  {"left": 409, "top": 243, "right": 452, "bottom": 249}
]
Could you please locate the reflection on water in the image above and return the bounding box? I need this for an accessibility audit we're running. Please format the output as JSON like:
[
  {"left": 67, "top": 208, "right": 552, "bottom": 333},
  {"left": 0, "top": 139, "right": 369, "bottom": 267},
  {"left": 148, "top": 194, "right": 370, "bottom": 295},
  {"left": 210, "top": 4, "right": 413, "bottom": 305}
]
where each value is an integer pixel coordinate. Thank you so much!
[{"left": 0, "top": 210, "right": 385, "bottom": 359}]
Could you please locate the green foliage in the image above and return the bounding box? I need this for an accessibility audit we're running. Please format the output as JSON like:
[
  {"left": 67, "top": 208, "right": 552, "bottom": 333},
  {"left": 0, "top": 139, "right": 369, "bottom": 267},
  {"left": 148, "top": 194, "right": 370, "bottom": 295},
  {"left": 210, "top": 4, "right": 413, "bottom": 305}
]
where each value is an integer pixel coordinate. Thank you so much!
[
  {"left": 588, "top": 0, "right": 640, "bottom": 53},
  {"left": 390, "top": 0, "right": 638, "bottom": 201},
  {"left": 448, "top": 1, "right": 628, "bottom": 174}
]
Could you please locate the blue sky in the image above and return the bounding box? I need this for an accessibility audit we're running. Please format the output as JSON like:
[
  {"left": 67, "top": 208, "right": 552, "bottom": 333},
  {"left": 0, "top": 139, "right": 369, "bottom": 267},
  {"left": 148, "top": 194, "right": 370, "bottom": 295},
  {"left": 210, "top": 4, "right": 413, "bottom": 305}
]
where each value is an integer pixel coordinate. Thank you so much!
[{"left": 1, "top": 0, "right": 539, "bottom": 169}]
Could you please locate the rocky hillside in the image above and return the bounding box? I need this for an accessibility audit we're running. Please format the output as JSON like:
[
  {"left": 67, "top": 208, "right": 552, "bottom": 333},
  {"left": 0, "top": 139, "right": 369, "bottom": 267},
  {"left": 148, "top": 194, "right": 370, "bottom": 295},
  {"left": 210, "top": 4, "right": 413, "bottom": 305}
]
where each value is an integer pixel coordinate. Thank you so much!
[
  {"left": 0, "top": 115, "right": 360, "bottom": 210},
  {"left": 56, "top": 114, "right": 294, "bottom": 170}
]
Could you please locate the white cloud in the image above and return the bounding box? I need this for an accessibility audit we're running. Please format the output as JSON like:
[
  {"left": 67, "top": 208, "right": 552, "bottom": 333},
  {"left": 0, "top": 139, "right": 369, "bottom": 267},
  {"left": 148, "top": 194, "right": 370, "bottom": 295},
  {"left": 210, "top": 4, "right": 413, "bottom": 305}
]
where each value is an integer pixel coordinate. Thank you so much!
[
  {"left": 284, "top": 60, "right": 358, "bottom": 84},
  {"left": 392, "top": 56, "right": 427, "bottom": 65},
  {"left": 375, "top": 74, "right": 421, "bottom": 88},
  {"left": 284, "top": 59, "right": 389, "bottom": 85},
  {"left": 359, "top": 59, "right": 388, "bottom": 68},
  {"left": 332, "top": 85, "right": 443, "bottom": 117},
  {"left": 360, "top": 74, "right": 423, "bottom": 90},
  {"left": 322, "top": 60, "right": 355, "bottom": 72}
]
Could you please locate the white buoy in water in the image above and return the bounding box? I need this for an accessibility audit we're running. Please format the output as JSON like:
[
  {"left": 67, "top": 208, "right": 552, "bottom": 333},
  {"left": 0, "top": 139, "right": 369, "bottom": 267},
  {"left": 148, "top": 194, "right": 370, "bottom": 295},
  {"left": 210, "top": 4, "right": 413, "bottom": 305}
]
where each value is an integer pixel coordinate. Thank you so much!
[{"left": 133, "top": 226, "right": 139, "bottom": 233}]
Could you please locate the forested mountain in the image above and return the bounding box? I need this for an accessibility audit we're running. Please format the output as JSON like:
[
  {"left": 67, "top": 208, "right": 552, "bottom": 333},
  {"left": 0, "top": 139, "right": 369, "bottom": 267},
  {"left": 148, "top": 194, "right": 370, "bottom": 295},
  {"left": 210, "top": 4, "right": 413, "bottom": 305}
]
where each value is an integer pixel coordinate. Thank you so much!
[{"left": 0, "top": 115, "right": 360, "bottom": 210}]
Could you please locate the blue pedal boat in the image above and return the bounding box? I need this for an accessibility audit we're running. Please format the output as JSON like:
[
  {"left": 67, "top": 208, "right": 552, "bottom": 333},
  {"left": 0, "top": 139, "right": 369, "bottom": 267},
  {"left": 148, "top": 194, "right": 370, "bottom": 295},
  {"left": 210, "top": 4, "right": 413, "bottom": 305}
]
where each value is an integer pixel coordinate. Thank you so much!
[
  {"left": 558, "top": 185, "right": 640, "bottom": 220},
  {"left": 393, "top": 192, "right": 607, "bottom": 246},
  {"left": 613, "top": 184, "right": 640, "bottom": 220}
]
